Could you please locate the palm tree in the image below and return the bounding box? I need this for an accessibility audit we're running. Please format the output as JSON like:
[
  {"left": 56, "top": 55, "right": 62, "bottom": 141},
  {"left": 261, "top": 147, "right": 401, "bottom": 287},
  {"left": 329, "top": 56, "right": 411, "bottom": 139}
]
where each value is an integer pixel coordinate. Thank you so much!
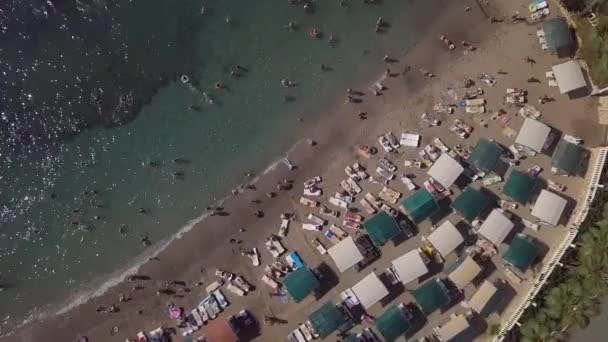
[
  {"left": 544, "top": 281, "right": 599, "bottom": 330},
  {"left": 519, "top": 310, "right": 562, "bottom": 342}
]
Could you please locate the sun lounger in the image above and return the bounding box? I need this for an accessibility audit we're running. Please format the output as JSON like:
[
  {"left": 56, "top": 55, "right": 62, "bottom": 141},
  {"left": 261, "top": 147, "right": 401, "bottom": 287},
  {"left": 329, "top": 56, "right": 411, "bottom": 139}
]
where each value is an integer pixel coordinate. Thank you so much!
[
  {"left": 235, "top": 275, "right": 253, "bottom": 292},
  {"left": 262, "top": 274, "right": 280, "bottom": 289},
  {"left": 518, "top": 105, "right": 541, "bottom": 119},
  {"left": 299, "top": 197, "right": 319, "bottom": 208},
  {"left": 278, "top": 218, "right": 290, "bottom": 237},
  {"left": 329, "top": 196, "right": 348, "bottom": 209},
  {"left": 286, "top": 251, "right": 305, "bottom": 270},
  {"left": 198, "top": 306, "right": 209, "bottom": 322},
  {"left": 378, "top": 158, "right": 397, "bottom": 172},
  {"left": 465, "top": 105, "right": 485, "bottom": 114},
  {"left": 335, "top": 192, "right": 354, "bottom": 203},
  {"left": 347, "top": 178, "right": 362, "bottom": 194},
  {"left": 191, "top": 309, "right": 204, "bottom": 327},
  {"left": 465, "top": 98, "right": 485, "bottom": 106},
  {"left": 266, "top": 236, "right": 286, "bottom": 258},
  {"left": 523, "top": 218, "right": 540, "bottom": 231},
  {"left": 344, "top": 211, "right": 363, "bottom": 223},
  {"left": 360, "top": 198, "right": 377, "bottom": 214},
  {"left": 376, "top": 167, "right": 395, "bottom": 181},
  {"left": 400, "top": 133, "right": 421, "bottom": 147},
  {"left": 385, "top": 132, "right": 400, "bottom": 149},
  {"left": 302, "top": 223, "right": 322, "bottom": 231},
  {"left": 364, "top": 193, "right": 382, "bottom": 209},
  {"left": 400, "top": 175, "right": 417, "bottom": 191},
  {"left": 330, "top": 224, "right": 348, "bottom": 238},
  {"left": 340, "top": 180, "right": 356, "bottom": 196},
  {"left": 536, "top": 29, "right": 545, "bottom": 37},
  {"left": 324, "top": 230, "right": 342, "bottom": 244},
  {"left": 369, "top": 175, "right": 389, "bottom": 186},
  {"left": 548, "top": 79, "right": 558, "bottom": 87},
  {"left": 303, "top": 187, "right": 322, "bottom": 197},
  {"left": 504, "top": 267, "right": 523, "bottom": 284},
  {"left": 213, "top": 289, "right": 229, "bottom": 308},
  {"left": 303, "top": 176, "right": 322, "bottom": 188},
  {"left": 382, "top": 186, "right": 401, "bottom": 200},
  {"left": 293, "top": 329, "right": 307, "bottom": 342},
  {"left": 433, "top": 138, "right": 450, "bottom": 153},
  {"left": 307, "top": 213, "right": 325, "bottom": 223},
  {"left": 205, "top": 279, "right": 224, "bottom": 294},
  {"left": 342, "top": 220, "right": 361, "bottom": 231},
  {"left": 379, "top": 190, "right": 398, "bottom": 204},
  {"left": 319, "top": 206, "right": 339, "bottom": 218},
  {"left": 226, "top": 282, "right": 245, "bottom": 297},
  {"left": 345, "top": 165, "right": 360, "bottom": 180},
  {"left": 403, "top": 159, "right": 422, "bottom": 168},
  {"left": 312, "top": 239, "right": 328, "bottom": 255},
  {"left": 531, "top": 8, "right": 549, "bottom": 20},
  {"left": 299, "top": 323, "right": 314, "bottom": 341},
  {"left": 378, "top": 135, "right": 393, "bottom": 152},
  {"left": 353, "top": 163, "right": 369, "bottom": 179},
  {"left": 529, "top": 0, "right": 547, "bottom": 13}
]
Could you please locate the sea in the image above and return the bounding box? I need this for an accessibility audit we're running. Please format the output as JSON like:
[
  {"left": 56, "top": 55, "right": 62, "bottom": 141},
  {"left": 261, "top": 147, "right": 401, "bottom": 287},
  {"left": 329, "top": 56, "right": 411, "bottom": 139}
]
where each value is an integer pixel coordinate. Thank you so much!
[{"left": 0, "top": 0, "right": 443, "bottom": 334}]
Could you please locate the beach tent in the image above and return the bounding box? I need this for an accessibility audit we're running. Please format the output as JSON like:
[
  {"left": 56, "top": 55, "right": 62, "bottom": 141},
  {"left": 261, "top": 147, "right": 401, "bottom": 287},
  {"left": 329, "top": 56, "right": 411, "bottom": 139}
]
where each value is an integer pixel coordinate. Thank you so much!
[
  {"left": 427, "top": 154, "right": 464, "bottom": 188},
  {"left": 204, "top": 318, "right": 238, "bottom": 342},
  {"left": 515, "top": 118, "right": 551, "bottom": 154},
  {"left": 447, "top": 256, "right": 483, "bottom": 290},
  {"left": 478, "top": 209, "right": 514, "bottom": 246},
  {"left": 541, "top": 17, "right": 573, "bottom": 51},
  {"left": 468, "top": 139, "right": 502, "bottom": 173},
  {"left": 363, "top": 211, "right": 401, "bottom": 245},
  {"left": 531, "top": 190, "right": 567, "bottom": 226},
  {"left": 283, "top": 266, "right": 320, "bottom": 302},
  {"left": 392, "top": 249, "right": 429, "bottom": 285},
  {"left": 467, "top": 280, "right": 499, "bottom": 316},
  {"left": 451, "top": 186, "right": 490, "bottom": 221},
  {"left": 427, "top": 220, "right": 464, "bottom": 257},
  {"left": 503, "top": 169, "right": 536, "bottom": 204},
  {"left": 414, "top": 279, "right": 451, "bottom": 315},
  {"left": 434, "top": 314, "right": 470, "bottom": 342},
  {"left": 503, "top": 234, "right": 539, "bottom": 272},
  {"left": 552, "top": 60, "right": 587, "bottom": 94},
  {"left": 375, "top": 305, "right": 411, "bottom": 342},
  {"left": 401, "top": 189, "right": 439, "bottom": 223},
  {"left": 351, "top": 272, "right": 389, "bottom": 309},
  {"left": 308, "top": 301, "right": 353, "bottom": 338},
  {"left": 552, "top": 139, "right": 585, "bottom": 175},
  {"left": 328, "top": 236, "right": 364, "bottom": 273}
]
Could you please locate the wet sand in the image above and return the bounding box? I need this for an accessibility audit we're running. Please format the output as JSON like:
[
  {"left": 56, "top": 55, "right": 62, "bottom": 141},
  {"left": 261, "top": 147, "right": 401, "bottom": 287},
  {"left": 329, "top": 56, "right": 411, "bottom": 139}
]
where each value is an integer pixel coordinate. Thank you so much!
[{"left": 4, "top": 0, "right": 604, "bottom": 341}]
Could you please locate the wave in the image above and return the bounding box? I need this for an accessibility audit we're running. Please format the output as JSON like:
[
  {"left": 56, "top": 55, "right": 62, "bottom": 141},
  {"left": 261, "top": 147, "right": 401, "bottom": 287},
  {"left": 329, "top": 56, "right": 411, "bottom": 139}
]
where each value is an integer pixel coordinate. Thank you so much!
[{"left": 0, "top": 137, "right": 308, "bottom": 337}]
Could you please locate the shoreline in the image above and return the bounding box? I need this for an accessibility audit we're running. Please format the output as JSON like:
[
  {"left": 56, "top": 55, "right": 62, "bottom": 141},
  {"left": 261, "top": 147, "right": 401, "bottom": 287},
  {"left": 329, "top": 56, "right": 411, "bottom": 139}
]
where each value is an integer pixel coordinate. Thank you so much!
[
  {"left": 2, "top": 0, "right": 502, "bottom": 339},
  {"left": 7, "top": 0, "right": 605, "bottom": 340}
]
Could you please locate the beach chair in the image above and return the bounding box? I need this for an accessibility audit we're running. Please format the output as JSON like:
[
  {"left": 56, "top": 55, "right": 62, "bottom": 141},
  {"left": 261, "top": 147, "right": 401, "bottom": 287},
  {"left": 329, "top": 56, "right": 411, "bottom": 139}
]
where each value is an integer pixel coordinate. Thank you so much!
[
  {"left": 312, "top": 239, "right": 327, "bottom": 255},
  {"left": 213, "top": 289, "right": 229, "bottom": 308},
  {"left": 360, "top": 198, "right": 377, "bottom": 214},
  {"left": 330, "top": 224, "right": 348, "bottom": 238},
  {"left": 262, "top": 274, "right": 280, "bottom": 289},
  {"left": 347, "top": 178, "right": 362, "bottom": 194}
]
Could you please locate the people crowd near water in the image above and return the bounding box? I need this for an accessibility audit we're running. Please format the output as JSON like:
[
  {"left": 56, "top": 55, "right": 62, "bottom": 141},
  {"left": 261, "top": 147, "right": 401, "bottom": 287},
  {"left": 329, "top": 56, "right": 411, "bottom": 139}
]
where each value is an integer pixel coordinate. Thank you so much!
[{"left": 0, "top": 0, "right": 553, "bottom": 340}]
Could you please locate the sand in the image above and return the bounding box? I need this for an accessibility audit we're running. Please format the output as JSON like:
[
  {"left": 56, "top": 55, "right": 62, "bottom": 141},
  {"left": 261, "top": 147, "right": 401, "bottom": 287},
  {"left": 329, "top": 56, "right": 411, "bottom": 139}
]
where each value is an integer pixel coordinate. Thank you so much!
[{"left": 4, "top": 0, "right": 604, "bottom": 341}]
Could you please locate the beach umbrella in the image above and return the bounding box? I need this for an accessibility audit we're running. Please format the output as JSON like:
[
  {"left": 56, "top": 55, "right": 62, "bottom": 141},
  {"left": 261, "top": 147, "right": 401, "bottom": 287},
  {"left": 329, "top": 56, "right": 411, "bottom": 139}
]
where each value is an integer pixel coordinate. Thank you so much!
[{"left": 169, "top": 306, "right": 183, "bottom": 320}]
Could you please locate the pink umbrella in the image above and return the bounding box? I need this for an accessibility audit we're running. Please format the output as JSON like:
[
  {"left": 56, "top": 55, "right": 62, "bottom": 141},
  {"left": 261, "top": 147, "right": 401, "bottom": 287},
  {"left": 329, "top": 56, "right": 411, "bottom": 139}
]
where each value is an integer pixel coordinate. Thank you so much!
[{"left": 169, "top": 306, "right": 183, "bottom": 320}]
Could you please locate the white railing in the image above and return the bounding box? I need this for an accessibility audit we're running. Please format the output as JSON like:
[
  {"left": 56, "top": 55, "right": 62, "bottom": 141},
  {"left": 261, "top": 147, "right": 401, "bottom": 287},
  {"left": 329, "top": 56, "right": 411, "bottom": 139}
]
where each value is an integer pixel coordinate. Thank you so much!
[{"left": 493, "top": 147, "right": 608, "bottom": 341}]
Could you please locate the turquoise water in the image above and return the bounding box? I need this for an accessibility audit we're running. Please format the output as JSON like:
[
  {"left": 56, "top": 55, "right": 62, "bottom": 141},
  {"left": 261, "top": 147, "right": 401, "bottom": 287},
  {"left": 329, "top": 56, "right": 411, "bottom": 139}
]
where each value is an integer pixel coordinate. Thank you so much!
[{"left": 0, "top": 0, "right": 442, "bottom": 332}]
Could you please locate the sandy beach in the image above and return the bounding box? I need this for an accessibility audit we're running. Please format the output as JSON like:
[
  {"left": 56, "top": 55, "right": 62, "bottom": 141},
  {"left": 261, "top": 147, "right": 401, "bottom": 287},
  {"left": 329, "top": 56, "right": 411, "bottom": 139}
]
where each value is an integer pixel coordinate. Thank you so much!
[{"left": 4, "top": 0, "right": 605, "bottom": 341}]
